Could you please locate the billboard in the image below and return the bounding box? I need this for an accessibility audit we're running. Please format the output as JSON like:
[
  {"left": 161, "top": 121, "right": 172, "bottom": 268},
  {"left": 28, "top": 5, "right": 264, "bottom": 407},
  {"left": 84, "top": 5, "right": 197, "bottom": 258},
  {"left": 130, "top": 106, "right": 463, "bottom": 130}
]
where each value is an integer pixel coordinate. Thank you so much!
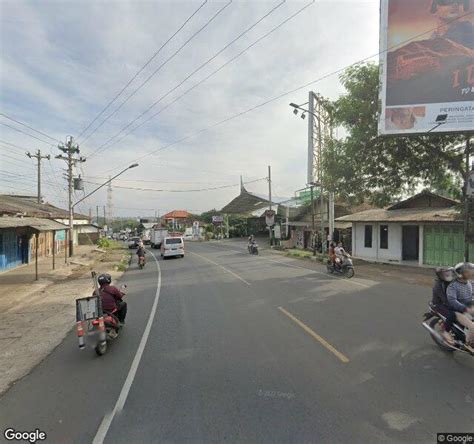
[{"left": 379, "top": 0, "right": 474, "bottom": 135}]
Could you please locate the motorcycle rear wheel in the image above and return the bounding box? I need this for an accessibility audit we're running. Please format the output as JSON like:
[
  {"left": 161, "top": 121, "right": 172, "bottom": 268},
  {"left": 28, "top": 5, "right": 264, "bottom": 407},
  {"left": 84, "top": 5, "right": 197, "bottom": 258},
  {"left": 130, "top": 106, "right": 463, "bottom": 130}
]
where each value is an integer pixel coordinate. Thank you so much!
[
  {"left": 95, "top": 342, "right": 108, "bottom": 356},
  {"left": 343, "top": 267, "right": 355, "bottom": 278}
]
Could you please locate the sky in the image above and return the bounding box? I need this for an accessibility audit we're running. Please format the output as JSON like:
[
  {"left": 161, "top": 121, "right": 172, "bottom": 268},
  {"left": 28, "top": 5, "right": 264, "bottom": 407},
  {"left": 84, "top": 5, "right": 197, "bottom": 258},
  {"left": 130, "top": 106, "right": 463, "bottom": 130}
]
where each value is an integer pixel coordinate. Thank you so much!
[{"left": 0, "top": 0, "right": 379, "bottom": 218}]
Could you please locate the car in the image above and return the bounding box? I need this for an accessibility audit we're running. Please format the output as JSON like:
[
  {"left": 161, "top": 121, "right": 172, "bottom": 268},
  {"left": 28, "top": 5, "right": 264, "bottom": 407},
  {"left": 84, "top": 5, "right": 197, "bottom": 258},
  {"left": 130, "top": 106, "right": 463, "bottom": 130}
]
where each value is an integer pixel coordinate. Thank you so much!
[
  {"left": 128, "top": 237, "right": 141, "bottom": 249},
  {"left": 161, "top": 236, "right": 185, "bottom": 259}
]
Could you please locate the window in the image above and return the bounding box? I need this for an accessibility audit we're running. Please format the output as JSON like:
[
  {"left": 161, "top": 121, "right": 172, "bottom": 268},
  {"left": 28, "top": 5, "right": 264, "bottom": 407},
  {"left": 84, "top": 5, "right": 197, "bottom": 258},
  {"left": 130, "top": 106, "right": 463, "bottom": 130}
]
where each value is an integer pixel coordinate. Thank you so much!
[
  {"left": 380, "top": 225, "right": 388, "bottom": 249},
  {"left": 165, "top": 238, "right": 182, "bottom": 245},
  {"left": 364, "top": 225, "right": 372, "bottom": 248}
]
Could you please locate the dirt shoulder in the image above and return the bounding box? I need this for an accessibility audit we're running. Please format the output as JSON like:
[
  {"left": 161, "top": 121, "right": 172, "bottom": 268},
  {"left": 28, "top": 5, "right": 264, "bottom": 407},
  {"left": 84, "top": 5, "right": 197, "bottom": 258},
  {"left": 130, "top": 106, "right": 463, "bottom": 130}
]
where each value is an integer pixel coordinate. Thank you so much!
[{"left": 0, "top": 244, "right": 131, "bottom": 396}]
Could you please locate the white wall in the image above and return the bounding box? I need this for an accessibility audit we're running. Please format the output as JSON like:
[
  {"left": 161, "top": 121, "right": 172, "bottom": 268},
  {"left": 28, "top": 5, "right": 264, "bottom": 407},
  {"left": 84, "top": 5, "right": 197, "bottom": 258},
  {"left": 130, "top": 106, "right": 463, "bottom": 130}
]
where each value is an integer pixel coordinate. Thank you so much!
[{"left": 353, "top": 222, "right": 402, "bottom": 263}]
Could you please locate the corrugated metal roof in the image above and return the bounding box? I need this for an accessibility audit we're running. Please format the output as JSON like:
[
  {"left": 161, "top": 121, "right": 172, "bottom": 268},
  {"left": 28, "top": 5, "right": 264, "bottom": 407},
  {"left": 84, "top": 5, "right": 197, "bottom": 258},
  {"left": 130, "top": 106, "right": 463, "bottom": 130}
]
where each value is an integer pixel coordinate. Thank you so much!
[
  {"left": 336, "top": 207, "right": 461, "bottom": 223},
  {"left": 0, "top": 216, "right": 68, "bottom": 231},
  {"left": 0, "top": 195, "right": 88, "bottom": 219}
]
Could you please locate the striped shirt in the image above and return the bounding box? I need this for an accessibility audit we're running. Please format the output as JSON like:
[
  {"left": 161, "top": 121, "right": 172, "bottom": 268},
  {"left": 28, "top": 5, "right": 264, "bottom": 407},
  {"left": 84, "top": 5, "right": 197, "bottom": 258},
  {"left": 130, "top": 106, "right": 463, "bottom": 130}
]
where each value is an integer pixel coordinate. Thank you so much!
[{"left": 446, "top": 280, "right": 473, "bottom": 313}]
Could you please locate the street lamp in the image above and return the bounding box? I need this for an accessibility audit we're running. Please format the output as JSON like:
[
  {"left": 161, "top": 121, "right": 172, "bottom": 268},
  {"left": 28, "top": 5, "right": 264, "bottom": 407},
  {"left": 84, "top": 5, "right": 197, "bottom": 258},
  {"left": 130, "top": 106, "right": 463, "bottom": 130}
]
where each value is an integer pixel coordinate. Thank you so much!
[{"left": 69, "top": 163, "right": 139, "bottom": 256}]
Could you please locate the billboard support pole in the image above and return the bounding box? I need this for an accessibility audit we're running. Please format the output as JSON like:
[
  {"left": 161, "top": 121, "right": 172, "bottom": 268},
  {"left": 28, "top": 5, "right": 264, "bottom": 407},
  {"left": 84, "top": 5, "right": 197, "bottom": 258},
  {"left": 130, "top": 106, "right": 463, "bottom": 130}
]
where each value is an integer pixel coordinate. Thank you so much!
[{"left": 464, "top": 134, "right": 471, "bottom": 262}]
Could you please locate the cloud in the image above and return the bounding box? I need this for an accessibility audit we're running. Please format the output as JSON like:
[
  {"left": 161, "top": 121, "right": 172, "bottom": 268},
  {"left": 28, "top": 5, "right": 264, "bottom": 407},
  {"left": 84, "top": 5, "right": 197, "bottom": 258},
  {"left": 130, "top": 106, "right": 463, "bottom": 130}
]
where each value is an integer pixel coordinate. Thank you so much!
[{"left": 0, "top": 0, "right": 379, "bottom": 216}]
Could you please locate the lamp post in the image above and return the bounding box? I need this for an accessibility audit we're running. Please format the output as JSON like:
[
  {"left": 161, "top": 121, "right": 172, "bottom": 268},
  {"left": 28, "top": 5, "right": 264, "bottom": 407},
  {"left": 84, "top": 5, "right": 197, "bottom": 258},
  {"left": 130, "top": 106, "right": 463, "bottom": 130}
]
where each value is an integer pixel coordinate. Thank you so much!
[
  {"left": 290, "top": 95, "right": 334, "bottom": 254},
  {"left": 69, "top": 163, "right": 139, "bottom": 256}
]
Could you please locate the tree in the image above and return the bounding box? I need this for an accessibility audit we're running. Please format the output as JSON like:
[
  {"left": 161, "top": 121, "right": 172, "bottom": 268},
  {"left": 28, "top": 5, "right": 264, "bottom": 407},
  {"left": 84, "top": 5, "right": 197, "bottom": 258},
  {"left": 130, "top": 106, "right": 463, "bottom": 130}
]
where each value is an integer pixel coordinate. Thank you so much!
[{"left": 322, "top": 63, "right": 466, "bottom": 206}]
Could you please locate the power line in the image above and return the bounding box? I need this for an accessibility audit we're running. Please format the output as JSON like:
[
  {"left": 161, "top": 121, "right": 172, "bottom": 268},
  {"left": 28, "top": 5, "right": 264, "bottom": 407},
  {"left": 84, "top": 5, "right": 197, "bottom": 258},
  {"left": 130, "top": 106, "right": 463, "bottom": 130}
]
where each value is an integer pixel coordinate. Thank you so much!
[
  {"left": 76, "top": 0, "right": 208, "bottom": 142},
  {"left": 83, "top": 176, "right": 266, "bottom": 193},
  {"left": 0, "top": 121, "right": 54, "bottom": 145},
  {"left": 87, "top": 0, "right": 288, "bottom": 158},
  {"left": 102, "top": 9, "right": 473, "bottom": 174},
  {"left": 80, "top": 0, "right": 231, "bottom": 148},
  {"left": 0, "top": 112, "right": 61, "bottom": 142}
]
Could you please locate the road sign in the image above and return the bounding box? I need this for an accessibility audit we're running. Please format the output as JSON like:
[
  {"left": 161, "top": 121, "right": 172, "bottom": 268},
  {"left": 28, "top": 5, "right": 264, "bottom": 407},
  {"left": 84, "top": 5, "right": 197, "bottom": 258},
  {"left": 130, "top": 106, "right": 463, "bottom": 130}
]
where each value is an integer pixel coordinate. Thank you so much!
[
  {"left": 265, "top": 210, "right": 275, "bottom": 227},
  {"left": 468, "top": 169, "right": 474, "bottom": 197}
]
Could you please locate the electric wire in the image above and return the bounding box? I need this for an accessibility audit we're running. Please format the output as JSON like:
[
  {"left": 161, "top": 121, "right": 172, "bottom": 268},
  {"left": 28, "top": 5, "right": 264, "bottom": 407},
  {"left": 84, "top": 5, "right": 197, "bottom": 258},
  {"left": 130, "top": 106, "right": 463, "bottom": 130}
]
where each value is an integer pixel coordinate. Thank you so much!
[
  {"left": 102, "top": 9, "right": 474, "bottom": 173},
  {"left": 0, "top": 112, "right": 61, "bottom": 142},
  {"left": 80, "top": 0, "right": 231, "bottom": 147},
  {"left": 76, "top": 0, "right": 208, "bottom": 142},
  {"left": 86, "top": 0, "right": 288, "bottom": 158}
]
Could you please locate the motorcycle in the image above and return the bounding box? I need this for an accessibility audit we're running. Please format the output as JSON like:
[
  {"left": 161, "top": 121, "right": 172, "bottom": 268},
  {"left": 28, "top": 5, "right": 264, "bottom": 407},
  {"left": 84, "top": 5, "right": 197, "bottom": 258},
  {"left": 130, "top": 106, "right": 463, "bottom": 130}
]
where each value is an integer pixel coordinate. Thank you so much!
[
  {"left": 75, "top": 272, "right": 126, "bottom": 356},
  {"left": 326, "top": 254, "right": 355, "bottom": 278},
  {"left": 422, "top": 303, "right": 474, "bottom": 356},
  {"left": 138, "top": 255, "right": 146, "bottom": 269},
  {"left": 248, "top": 242, "right": 259, "bottom": 255}
]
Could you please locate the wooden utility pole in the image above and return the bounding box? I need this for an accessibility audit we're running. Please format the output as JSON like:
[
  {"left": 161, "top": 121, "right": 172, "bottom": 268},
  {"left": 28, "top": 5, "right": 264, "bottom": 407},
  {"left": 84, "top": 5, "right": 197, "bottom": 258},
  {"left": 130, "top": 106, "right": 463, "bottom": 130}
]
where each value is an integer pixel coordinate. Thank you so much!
[
  {"left": 26, "top": 150, "right": 50, "bottom": 203},
  {"left": 56, "top": 137, "right": 85, "bottom": 257}
]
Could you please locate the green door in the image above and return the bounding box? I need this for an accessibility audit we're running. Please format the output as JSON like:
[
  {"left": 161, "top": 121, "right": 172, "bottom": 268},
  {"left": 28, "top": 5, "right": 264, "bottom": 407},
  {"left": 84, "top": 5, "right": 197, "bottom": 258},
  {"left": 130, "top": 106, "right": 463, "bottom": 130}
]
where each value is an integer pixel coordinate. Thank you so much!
[{"left": 423, "top": 225, "right": 465, "bottom": 266}]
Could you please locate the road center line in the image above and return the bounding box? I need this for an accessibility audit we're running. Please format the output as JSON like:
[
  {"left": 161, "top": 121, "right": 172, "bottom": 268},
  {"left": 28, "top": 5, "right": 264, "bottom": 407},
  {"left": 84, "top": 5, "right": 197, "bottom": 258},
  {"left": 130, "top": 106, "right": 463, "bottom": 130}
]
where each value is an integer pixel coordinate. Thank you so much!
[
  {"left": 93, "top": 251, "right": 162, "bottom": 444},
  {"left": 278, "top": 306, "right": 350, "bottom": 364},
  {"left": 189, "top": 250, "right": 251, "bottom": 286}
]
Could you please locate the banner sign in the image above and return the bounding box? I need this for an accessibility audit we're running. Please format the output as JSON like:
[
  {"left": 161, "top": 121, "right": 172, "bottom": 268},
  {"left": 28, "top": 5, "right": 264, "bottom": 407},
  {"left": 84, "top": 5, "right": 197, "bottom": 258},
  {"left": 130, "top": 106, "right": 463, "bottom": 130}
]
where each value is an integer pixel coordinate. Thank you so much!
[
  {"left": 265, "top": 210, "right": 276, "bottom": 227},
  {"left": 212, "top": 216, "right": 224, "bottom": 224},
  {"left": 378, "top": 0, "right": 474, "bottom": 136}
]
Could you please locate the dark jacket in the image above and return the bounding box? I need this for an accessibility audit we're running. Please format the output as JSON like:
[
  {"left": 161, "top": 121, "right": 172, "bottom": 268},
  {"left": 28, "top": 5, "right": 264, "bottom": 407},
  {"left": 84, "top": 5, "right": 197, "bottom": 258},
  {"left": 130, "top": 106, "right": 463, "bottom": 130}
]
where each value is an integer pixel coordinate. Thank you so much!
[
  {"left": 99, "top": 285, "right": 124, "bottom": 312},
  {"left": 431, "top": 279, "right": 449, "bottom": 307},
  {"left": 136, "top": 247, "right": 146, "bottom": 257}
]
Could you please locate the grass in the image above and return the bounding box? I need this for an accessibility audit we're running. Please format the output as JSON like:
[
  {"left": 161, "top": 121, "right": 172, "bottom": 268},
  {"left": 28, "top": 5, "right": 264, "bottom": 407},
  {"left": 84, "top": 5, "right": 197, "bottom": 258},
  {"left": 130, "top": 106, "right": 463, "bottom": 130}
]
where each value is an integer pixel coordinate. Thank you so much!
[
  {"left": 116, "top": 252, "right": 132, "bottom": 272},
  {"left": 285, "top": 248, "right": 327, "bottom": 263}
]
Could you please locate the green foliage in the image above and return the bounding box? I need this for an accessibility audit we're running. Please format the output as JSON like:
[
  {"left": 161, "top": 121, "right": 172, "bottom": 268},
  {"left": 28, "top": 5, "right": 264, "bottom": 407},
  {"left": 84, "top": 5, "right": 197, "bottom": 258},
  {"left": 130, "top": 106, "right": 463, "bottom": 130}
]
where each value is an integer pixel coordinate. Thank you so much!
[
  {"left": 97, "top": 237, "right": 111, "bottom": 249},
  {"left": 323, "top": 63, "right": 466, "bottom": 206}
]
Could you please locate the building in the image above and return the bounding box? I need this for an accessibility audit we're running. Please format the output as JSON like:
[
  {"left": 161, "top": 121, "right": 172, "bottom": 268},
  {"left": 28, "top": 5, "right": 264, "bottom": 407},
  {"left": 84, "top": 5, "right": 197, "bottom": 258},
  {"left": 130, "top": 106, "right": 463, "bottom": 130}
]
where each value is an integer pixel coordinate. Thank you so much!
[
  {"left": 162, "top": 210, "right": 193, "bottom": 230},
  {"left": 0, "top": 215, "right": 67, "bottom": 274},
  {"left": 0, "top": 194, "right": 96, "bottom": 246},
  {"left": 336, "top": 191, "right": 472, "bottom": 267},
  {"left": 284, "top": 197, "right": 364, "bottom": 251}
]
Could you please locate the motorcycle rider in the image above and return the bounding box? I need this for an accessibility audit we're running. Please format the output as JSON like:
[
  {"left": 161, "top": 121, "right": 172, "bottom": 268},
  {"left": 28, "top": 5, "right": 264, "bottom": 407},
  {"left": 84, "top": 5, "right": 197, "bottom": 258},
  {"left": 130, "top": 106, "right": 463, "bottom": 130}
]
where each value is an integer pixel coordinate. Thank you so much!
[
  {"left": 97, "top": 273, "right": 127, "bottom": 324},
  {"left": 248, "top": 234, "right": 256, "bottom": 252},
  {"left": 136, "top": 242, "right": 146, "bottom": 265},
  {"left": 334, "top": 242, "right": 347, "bottom": 269},
  {"left": 431, "top": 267, "right": 456, "bottom": 344},
  {"left": 446, "top": 262, "right": 474, "bottom": 350},
  {"left": 328, "top": 241, "right": 337, "bottom": 267}
]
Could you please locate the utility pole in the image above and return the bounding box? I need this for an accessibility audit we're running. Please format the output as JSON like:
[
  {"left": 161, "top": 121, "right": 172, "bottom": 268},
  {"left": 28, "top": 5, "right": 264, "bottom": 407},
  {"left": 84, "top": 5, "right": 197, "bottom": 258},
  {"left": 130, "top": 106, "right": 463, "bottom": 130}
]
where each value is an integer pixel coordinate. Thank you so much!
[
  {"left": 464, "top": 135, "right": 471, "bottom": 262},
  {"left": 310, "top": 185, "right": 316, "bottom": 255},
  {"left": 56, "top": 137, "right": 85, "bottom": 257},
  {"left": 26, "top": 150, "right": 51, "bottom": 203},
  {"left": 96, "top": 205, "right": 99, "bottom": 226},
  {"left": 268, "top": 165, "right": 272, "bottom": 246},
  {"left": 103, "top": 205, "right": 106, "bottom": 228}
]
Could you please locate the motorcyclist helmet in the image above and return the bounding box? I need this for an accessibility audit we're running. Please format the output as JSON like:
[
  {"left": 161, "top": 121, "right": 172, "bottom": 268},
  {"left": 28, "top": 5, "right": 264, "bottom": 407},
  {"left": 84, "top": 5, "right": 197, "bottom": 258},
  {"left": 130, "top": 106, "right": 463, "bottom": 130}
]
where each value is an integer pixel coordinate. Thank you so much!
[
  {"left": 435, "top": 266, "right": 455, "bottom": 282},
  {"left": 453, "top": 262, "right": 474, "bottom": 279},
  {"left": 97, "top": 273, "right": 112, "bottom": 286}
]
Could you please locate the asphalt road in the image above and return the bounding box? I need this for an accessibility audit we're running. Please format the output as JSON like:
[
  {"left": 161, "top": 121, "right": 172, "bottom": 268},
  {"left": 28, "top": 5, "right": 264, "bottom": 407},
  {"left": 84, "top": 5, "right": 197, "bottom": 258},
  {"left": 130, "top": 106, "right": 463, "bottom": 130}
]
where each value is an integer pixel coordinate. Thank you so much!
[{"left": 1, "top": 240, "right": 473, "bottom": 444}]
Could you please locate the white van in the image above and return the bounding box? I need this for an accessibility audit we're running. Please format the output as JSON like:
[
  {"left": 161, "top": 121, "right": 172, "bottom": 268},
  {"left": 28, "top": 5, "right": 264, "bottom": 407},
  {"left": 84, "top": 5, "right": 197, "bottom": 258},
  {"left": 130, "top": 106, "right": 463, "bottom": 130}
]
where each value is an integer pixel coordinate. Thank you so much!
[{"left": 161, "top": 237, "right": 185, "bottom": 259}]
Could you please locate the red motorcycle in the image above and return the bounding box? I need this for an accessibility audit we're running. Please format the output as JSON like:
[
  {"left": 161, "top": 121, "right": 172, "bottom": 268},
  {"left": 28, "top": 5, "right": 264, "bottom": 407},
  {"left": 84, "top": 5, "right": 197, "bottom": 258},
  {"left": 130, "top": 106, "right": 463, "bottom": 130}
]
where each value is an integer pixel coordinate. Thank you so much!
[{"left": 75, "top": 272, "right": 126, "bottom": 356}]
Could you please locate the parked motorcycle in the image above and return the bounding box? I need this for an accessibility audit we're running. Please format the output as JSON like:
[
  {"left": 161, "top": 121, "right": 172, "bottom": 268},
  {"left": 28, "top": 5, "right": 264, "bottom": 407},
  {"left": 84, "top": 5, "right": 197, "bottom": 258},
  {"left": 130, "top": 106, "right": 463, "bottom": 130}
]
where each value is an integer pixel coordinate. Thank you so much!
[
  {"left": 248, "top": 242, "right": 259, "bottom": 255},
  {"left": 75, "top": 272, "right": 126, "bottom": 356},
  {"left": 138, "top": 255, "right": 146, "bottom": 269},
  {"left": 326, "top": 255, "right": 354, "bottom": 278},
  {"left": 422, "top": 304, "right": 473, "bottom": 356}
]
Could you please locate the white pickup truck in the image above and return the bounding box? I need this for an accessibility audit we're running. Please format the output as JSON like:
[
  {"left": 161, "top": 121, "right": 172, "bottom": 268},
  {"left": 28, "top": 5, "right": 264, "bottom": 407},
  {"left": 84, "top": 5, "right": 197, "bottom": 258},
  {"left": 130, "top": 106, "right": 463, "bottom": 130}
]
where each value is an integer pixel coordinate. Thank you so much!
[{"left": 150, "top": 228, "right": 169, "bottom": 249}]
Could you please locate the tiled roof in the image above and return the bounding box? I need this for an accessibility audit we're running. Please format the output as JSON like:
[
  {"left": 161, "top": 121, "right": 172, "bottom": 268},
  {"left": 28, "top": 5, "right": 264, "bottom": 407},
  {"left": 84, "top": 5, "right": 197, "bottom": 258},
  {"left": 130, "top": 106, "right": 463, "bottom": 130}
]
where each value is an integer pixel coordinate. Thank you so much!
[
  {"left": 336, "top": 207, "right": 461, "bottom": 223},
  {"left": 163, "top": 210, "right": 193, "bottom": 219}
]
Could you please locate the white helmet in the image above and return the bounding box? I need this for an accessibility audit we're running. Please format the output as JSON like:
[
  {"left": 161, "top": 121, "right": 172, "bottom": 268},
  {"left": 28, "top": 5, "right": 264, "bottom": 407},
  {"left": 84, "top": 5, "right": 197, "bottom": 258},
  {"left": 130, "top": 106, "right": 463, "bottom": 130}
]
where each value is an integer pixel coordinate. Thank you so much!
[{"left": 454, "top": 262, "right": 474, "bottom": 279}]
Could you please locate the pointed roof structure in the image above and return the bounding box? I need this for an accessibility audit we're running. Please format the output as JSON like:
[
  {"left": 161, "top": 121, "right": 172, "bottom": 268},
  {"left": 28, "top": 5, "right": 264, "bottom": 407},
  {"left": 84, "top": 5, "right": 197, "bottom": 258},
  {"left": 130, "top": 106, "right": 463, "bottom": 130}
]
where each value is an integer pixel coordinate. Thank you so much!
[{"left": 221, "top": 178, "right": 270, "bottom": 215}]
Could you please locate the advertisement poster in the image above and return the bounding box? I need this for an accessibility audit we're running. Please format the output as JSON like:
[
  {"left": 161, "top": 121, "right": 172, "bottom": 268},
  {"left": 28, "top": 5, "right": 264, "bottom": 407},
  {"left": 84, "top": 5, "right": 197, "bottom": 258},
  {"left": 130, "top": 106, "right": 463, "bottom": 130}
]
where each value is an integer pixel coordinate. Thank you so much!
[{"left": 379, "top": 0, "right": 474, "bottom": 135}]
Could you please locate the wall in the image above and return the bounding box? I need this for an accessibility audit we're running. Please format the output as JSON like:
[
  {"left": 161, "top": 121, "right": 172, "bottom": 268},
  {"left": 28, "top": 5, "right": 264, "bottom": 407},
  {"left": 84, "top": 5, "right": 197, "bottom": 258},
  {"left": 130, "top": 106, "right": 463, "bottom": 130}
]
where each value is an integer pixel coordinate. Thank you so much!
[{"left": 353, "top": 222, "right": 402, "bottom": 262}]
